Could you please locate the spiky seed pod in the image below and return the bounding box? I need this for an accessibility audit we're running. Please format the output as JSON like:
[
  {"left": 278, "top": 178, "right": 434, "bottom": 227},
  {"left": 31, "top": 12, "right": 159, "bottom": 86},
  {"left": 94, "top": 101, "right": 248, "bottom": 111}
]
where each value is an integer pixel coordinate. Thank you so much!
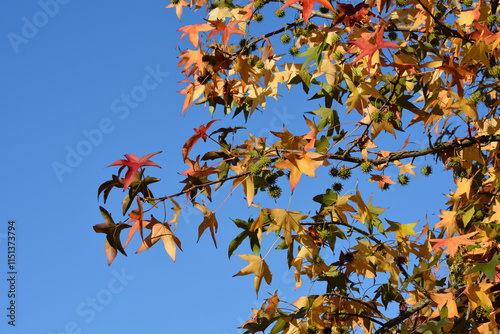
[
  {"left": 449, "top": 157, "right": 461, "bottom": 167},
  {"left": 253, "top": 13, "right": 263, "bottom": 22},
  {"left": 339, "top": 168, "right": 351, "bottom": 180},
  {"left": 487, "top": 14, "right": 496, "bottom": 26},
  {"left": 255, "top": 61, "right": 265, "bottom": 69},
  {"left": 388, "top": 31, "right": 398, "bottom": 41},
  {"left": 332, "top": 182, "right": 343, "bottom": 192},
  {"left": 490, "top": 65, "right": 500, "bottom": 78},
  {"left": 247, "top": 58, "right": 256, "bottom": 66},
  {"left": 280, "top": 33, "right": 291, "bottom": 44},
  {"left": 497, "top": 15, "right": 500, "bottom": 24},
  {"left": 469, "top": 91, "right": 482, "bottom": 105},
  {"left": 331, "top": 34, "right": 341, "bottom": 44},
  {"left": 275, "top": 8, "right": 285, "bottom": 18},
  {"left": 258, "top": 156, "right": 272, "bottom": 167},
  {"left": 208, "top": 57, "right": 217, "bottom": 66},
  {"left": 319, "top": 5, "right": 330, "bottom": 13},
  {"left": 289, "top": 46, "right": 299, "bottom": 56},
  {"left": 250, "top": 164, "right": 263, "bottom": 175},
  {"left": 268, "top": 185, "right": 282, "bottom": 198},
  {"left": 306, "top": 22, "right": 317, "bottom": 32},
  {"left": 457, "top": 168, "right": 468, "bottom": 178},
  {"left": 253, "top": 0, "right": 264, "bottom": 9},
  {"left": 396, "top": 0, "right": 406, "bottom": 7},
  {"left": 398, "top": 174, "right": 410, "bottom": 185},
  {"left": 292, "top": 28, "right": 302, "bottom": 37},
  {"left": 329, "top": 167, "right": 339, "bottom": 177},
  {"left": 171, "top": 0, "right": 180, "bottom": 4},
  {"left": 463, "top": 0, "right": 472, "bottom": 6},
  {"left": 372, "top": 111, "right": 383, "bottom": 123},
  {"left": 318, "top": 230, "right": 330, "bottom": 240},
  {"left": 421, "top": 165, "right": 432, "bottom": 176},
  {"left": 274, "top": 157, "right": 285, "bottom": 164},
  {"left": 202, "top": 54, "right": 211, "bottom": 62},
  {"left": 239, "top": 38, "right": 249, "bottom": 48},
  {"left": 334, "top": 51, "right": 343, "bottom": 61},
  {"left": 360, "top": 161, "right": 373, "bottom": 173},
  {"left": 383, "top": 183, "right": 391, "bottom": 191},
  {"left": 312, "top": 255, "right": 323, "bottom": 265},
  {"left": 385, "top": 111, "right": 396, "bottom": 122}
]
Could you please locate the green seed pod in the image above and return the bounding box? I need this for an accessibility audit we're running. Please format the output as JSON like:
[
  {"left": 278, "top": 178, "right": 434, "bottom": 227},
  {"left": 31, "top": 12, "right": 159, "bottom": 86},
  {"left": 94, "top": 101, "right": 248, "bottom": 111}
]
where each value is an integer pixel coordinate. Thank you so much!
[
  {"left": 253, "top": 0, "right": 264, "bottom": 9},
  {"left": 421, "top": 165, "right": 432, "bottom": 176},
  {"left": 396, "top": 0, "right": 406, "bottom": 7},
  {"left": 289, "top": 46, "right": 299, "bottom": 56},
  {"left": 339, "top": 168, "right": 351, "bottom": 180},
  {"left": 250, "top": 164, "right": 263, "bottom": 175},
  {"left": 268, "top": 185, "right": 282, "bottom": 199},
  {"left": 372, "top": 111, "right": 383, "bottom": 123},
  {"left": 256, "top": 61, "right": 265, "bottom": 69},
  {"left": 253, "top": 13, "right": 263, "bottom": 22},
  {"left": 398, "top": 174, "right": 410, "bottom": 185},
  {"left": 385, "top": 111, "right": 396, "bottom": 122},
  {"left": 449, "top": 157, "right": 461, "bottom": 167},
  {"left": 280, "top": 33, "right": 291, "bottom": 44},
  {"left": 258, "top": 156, "right": 272, "bottom": 167},
  {"left": 487, "top": 14, "right": 496, "bottom": 26},
  {"left": 275, "top": 8, "right": 285, "bottom": 18},
  {"left": 360, "top": 161, "right": 373, "bottom": 173},
  {"left": 331, "top": 34, "right": 341, "bottom": 44}
]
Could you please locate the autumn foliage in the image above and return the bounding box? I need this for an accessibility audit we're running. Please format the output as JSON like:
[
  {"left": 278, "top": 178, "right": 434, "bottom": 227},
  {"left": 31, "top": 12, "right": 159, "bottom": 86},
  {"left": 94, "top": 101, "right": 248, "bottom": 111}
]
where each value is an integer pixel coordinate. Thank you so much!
[{"left": 95, "top": 0, "right": 500, "bottom": 332}]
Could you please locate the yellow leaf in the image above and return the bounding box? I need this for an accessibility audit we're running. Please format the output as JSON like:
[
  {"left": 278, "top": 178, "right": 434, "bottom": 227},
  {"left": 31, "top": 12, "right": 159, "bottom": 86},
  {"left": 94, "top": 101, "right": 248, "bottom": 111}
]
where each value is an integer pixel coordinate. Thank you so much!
[
  {"left": 266, "top": 209, "right": 309, "bottom": 250},
  {"left": 233, "top": 254, "right": 272, "bottom": 296},
  {"left": 430, "top": 292, "right": 459, "bottom": 319},
  {"left": 194, "top": 202, "right": 218, "bottom": 248},
  {"left": 136, "top": 216, "right": 182, "bottom": 262}
]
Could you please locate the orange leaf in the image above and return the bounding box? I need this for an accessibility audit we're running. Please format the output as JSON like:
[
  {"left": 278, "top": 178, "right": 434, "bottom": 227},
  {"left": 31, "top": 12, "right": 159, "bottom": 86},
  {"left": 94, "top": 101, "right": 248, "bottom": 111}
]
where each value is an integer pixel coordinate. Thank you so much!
[
  {"left": 281, "top": 0, "right": 334, "bottom": 25},
  {"left": 177, "top": 23, "right": 213, "bottom": 48},
  {"left": 206, "top": 19, "right": 248, "bottom": 47},
  {"left": 195, "top": 202, "right": 218, "bottom": 248},
  {"left": 430, "top": 231, "right": 478, "bottom": 257}
]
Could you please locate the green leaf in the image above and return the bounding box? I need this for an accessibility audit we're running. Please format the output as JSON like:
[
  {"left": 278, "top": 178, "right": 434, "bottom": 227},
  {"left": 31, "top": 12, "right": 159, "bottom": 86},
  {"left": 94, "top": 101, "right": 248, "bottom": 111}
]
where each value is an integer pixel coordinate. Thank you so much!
[
  {"left": 313, "top": 189, "right": 338, "bottom": 208},
  {"left": 463, "top": 207, "right": 475, "bottom": 227},
  {"left": 374, "top": 283, "right": 403, "bottom": 308},
  {"left": 228, "top": 231, "right": 248, "bottom": 258},
  {"left": 289, "top": 69, "right": 312, "bottom": 94},
  {"left": 299, "top": 34, "right": 330, "bottom": 70},
  {"left": 269, "top": 318, "right": 288, "bottom": 334},
  {"left": 468, "top": 252, "right": 500, "bottom": 281}
]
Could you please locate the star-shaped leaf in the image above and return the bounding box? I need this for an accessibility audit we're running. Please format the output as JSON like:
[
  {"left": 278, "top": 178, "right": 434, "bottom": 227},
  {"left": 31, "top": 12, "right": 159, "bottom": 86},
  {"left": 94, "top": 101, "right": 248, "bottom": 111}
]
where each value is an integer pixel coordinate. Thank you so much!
[
  {"left": 206, "top": 19, "right": 248, "bottom": 47},
  {"left": 108, "top": 152, "right": 162, "bottom": 191},
  {"left": 281, "top": 0, "right": 334, "bottom": 25},
  {"left": 349, "top": 24, "right": 401, "bottom": 70},
  {"left": 195, "top": 202, "right": 218, "bottom": 248},
  {"left": 177, "top": 23, "right": 214, "bottom": 47},
  {"left": 468, "top": 253, "right": 500, "bottom": 282},
  {"left": 233, "top": 254, "right": 272, "bottom": 296},
  {"left": 93, "top": 207, "right": 131, "bottom": 266},
  {"left": 430, "top": 231, "right": 478, "bottom": 258},
  {"left": 136, "top": 216, "right": 182, "bottom": 262}
]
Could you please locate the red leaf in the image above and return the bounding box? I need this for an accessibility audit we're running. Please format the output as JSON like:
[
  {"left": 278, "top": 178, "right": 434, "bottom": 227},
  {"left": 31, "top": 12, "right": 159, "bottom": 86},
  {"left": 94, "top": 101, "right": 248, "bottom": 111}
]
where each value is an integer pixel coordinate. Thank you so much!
[
  {"left": 281, "top": 0, "right": 334, "bottom": 25},
  {"left": 182, "top": 120, "right": 220, "bottom": 160},
  {"left": 108, "top": 151, "right": 162, "bottom": 191},
  {"left": 206, "top": 19, "right": 248, "bottom": 47},
  {"left": 349, "top": 24, "right": 400, "bottom": 70}
]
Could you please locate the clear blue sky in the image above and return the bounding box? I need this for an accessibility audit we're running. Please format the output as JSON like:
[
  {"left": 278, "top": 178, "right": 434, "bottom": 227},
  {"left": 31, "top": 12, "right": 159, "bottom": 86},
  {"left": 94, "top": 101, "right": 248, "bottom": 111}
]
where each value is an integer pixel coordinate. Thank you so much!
[{"left": 1, "top": 1, "right": 456, "bottom": 333}]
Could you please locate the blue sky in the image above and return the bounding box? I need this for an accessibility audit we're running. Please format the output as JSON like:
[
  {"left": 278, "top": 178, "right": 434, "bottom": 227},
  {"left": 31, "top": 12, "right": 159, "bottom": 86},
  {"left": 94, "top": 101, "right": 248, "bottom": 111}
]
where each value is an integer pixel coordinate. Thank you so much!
[{"left": 1, "top": 1, "right": 458, "bottom": 333}]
